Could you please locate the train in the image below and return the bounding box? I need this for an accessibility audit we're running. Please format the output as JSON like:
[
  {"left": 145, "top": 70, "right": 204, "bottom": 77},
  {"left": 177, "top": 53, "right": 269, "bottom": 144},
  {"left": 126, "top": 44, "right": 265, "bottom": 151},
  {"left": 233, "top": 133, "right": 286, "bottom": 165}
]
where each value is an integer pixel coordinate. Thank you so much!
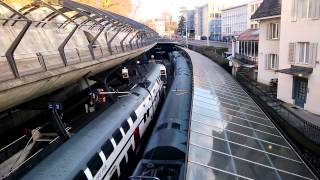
[
  {"left": 131, "top": 51, "right": 193, "bottom": 180},
  {"left": 21, "top": 63, "right": 166, "bottom": 180}
]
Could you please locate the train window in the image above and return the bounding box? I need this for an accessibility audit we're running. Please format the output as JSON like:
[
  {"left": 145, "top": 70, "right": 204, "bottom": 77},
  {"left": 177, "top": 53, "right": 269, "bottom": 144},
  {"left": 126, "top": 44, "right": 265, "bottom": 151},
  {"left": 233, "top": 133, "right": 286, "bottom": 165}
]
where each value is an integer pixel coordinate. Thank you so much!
[
  {"left": 119, "top": 157, "right": 127, "bottom": 173},
  {"left": 156, "top": 123, "right": 168, "bottom": 131},
  {"left": 121, "top": 120, "right": 130, "bottom": 134},
  {"left": 87, "top": 153, "right": 103, "bottom": 177},
  {"left": 127, "top": 146, "right": 135, "bottom": 162},
  {"left": 132, "top": 92, "right": 140, "bottom": 96},
  {"left": 143, "top": 113, "right": 147, "bottom": 123},
  {"left": 130, "top": 111, "right": 137, "bottom": 122},
  {"left": 73, "top": 170, "right": 87, "bottom": 180},
  {"left": 101, "top": 140, "right": 114, "bottom": 160},
  {"left": 112, "top": 129, "right": 123, "bottom": 145},
  {"left": 146, "top": 109, "right": 150, "bottom": 117},
  {"left": 172, "top": 123, "right": 181, "bottom": 130}
]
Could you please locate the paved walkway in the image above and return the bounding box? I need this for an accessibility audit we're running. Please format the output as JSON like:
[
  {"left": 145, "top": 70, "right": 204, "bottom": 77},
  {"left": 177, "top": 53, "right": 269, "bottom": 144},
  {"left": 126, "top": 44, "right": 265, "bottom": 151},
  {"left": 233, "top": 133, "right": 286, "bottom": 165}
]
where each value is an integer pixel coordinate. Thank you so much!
[{"left": 183, "top": 49, "right": 317, "bottom": 180}]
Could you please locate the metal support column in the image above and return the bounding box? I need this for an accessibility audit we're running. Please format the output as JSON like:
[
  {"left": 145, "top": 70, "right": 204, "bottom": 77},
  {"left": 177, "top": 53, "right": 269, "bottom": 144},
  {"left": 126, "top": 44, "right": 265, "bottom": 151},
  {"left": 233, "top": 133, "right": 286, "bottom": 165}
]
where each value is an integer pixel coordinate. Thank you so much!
[
  {"left": 107, "top": 27, "right": 122, "bottom": 55},
  {"left": 88, "top": 26, "right": 106, "bottom": 60},
  {"left": 120, "top": 29, "right": 132, "bottom": 52},
  {"left": 58, "top": 25, "right": 79, "bottom": 66},
  {"left": 136, "top": 33, "right": 141, "bottom": 48},
  {"left": 140, "top": 33, "right": 144, "bottom": 47},
  {"left": 253, "top": 41, "right": 256, "bottom": 58},
  {"left": 246, "top": 41, "right": 248, "bottom": 56},
  {"left": 0, "top": 2, "right": 32, "bottom": 78},
  {"left": 129, "top": 31, "right": 139, "bottom": 50},
  {"left": 49, "top": 103, "right": 70, "bottom": 142}
]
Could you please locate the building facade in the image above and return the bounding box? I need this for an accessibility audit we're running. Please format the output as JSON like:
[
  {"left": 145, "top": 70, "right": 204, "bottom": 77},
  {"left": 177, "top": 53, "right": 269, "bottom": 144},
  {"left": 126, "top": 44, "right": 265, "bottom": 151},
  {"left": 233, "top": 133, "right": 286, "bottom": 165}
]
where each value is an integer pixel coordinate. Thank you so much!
[
  {"left": 194, "top": 6, "right": 204, "bottom": 40},
  {"left": 251, "top": 0, "right": 281, "bottom": 85},
  {"left": 222, "top": 4, "right": 248, "bottom": 42},
  {"left": 232, "top": 29, "right": 259, "bottom": 80},
  {"left": 277, "top": 0, "right": 320, "bottom": 114},
  {"left": 152, "top": 19, "right": 166, "bottom": 37},
  {"left": 193, "top": 2, "right": 230, "bottom": 40},
  {"left": 221, "top": 0, "right": 262, "bottom": 42},
  {"left": 181, "top": 9, "right": 195, "bottom": 36},
  {"left": 248, "top": 0, "right": 263, "bottom": 29}
]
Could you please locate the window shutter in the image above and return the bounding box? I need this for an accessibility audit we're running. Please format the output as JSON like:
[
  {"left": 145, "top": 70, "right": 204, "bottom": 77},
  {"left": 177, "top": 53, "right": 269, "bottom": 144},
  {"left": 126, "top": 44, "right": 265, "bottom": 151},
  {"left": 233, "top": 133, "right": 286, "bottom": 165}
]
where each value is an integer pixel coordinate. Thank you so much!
[
  {"left": 309, "top": 43, "right": 318, "bottom": 67},
  {"left": 275, "top": 54, "right": 279, "bottom": 70},
  {"left": 264, "top": 54, "right": 269, "bottom": 70},
  {"left": 266, "top": 24, "right": 270, "bottom": 40},
  {"left": 309, "top": 0, "right": 319, "bottom": 19},
  {"left": 317, "top": 0, "right": 320, "bottom": 18},
  {"left": 291, "top": 0, "right": 298, "bottom": 21},
  {"left": 278, "top": 24, "right": 281, "bottom": 39},
  {"left": 288, "top": 43, "right": 296, "bottom": 64}
]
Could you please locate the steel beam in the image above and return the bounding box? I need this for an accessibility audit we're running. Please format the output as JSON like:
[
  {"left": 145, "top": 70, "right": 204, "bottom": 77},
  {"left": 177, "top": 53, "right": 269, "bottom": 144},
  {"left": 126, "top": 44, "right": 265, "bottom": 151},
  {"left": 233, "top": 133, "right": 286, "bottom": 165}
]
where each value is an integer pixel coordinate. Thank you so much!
[
  {"left": 129, "top": 31, "right": 139, "bottom": 50},
  {"left": 136, "top": 32, "right": 142, "bottom": 49},
  {"left": 58, "top": 24, "right": 79, "bottom": 66},
  {"left": 0, "top": 2, "right": 32, "bottom": 78},
  {"left": 120, "top": 29, "right": 133, "bottom": 52},
  {"left": 107, "top": 28, "right": 122, "bottom": 55},
  {"left": 88, "top": 26, "right": 107, "bottom": 60}
]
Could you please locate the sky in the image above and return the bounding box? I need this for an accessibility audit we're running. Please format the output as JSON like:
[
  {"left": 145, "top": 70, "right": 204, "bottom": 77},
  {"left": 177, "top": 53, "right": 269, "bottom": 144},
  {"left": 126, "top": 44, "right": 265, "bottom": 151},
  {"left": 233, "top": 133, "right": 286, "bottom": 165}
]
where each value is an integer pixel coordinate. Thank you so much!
[{"left": 132, "top": 0, "right": 252, "bottom": 21}]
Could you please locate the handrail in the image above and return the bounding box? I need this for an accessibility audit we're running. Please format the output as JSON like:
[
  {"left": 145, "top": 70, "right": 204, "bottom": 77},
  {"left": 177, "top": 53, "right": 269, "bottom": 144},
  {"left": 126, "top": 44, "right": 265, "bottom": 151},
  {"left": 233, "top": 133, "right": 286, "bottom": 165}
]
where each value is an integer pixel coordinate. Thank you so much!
[{"left": 0, "top": 41, "right": 155, "bottom": 82}]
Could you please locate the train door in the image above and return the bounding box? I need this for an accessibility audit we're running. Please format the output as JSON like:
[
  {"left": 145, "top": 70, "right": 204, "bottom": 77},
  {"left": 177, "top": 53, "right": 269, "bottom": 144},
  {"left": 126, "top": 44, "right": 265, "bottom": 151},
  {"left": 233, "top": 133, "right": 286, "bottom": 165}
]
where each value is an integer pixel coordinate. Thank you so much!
[
  {"left": 127, "top": 145, "right": 135, "bottom": 164},
  {"left": 110, "top": 170, "right": 119, "bottom": 180},
  {"left": 133, "top": 127, "right": 140, "bottom": 152},
  {"left": 119, "top": 157, "right": 126, "bottom": 174}
]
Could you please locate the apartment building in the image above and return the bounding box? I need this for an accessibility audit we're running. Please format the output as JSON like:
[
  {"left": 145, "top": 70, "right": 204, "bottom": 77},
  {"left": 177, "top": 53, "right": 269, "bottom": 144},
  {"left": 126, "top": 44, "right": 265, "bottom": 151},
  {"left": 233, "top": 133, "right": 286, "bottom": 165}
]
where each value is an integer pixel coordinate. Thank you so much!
[
  {"left": 221, "top": 0, "right": 262, "bottom": 42},
  {"left": 193, "top": 2, "right": 230, "bottom": 40},
  {"left": 222, "top": 4, "right": 248, "bottom": 42},
  {"left": 181, "top": 9, "right": 195, "bottom": 36},
  {"left": 251, "top": 0, "right": 281, "bottom": 85},
  {"left": 276, "top": 0, "right": 320, "bottom": 114}
]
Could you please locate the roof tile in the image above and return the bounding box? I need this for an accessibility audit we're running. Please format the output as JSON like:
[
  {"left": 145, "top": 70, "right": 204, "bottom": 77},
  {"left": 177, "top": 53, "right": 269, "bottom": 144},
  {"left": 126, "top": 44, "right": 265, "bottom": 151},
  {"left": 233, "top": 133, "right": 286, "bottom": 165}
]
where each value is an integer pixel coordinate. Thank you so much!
[{"left": 251, "top": 0, "right": 281, "bottom": 20}]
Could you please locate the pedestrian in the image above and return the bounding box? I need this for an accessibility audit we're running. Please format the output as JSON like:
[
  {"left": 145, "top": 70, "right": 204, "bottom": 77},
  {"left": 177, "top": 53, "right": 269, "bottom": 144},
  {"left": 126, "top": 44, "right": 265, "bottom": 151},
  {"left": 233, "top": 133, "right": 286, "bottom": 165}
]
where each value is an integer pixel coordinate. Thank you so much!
[
  {"left": 97, "top": 88, "right": 106, "bottom": 103},
  {"left": 85, "top": 92, "right": 97, "bottom": 113}
]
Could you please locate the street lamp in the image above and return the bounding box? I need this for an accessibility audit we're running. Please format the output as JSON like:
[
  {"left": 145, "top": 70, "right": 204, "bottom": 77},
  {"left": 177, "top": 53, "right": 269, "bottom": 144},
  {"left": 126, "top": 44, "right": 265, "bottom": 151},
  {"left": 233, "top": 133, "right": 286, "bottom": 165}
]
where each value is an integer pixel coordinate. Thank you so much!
[
  {"left": 207, "top": 12, "right": 209, "bottom": 46},
  {"left": 185, "top": 14, "right": 188, "bottom": 48}
]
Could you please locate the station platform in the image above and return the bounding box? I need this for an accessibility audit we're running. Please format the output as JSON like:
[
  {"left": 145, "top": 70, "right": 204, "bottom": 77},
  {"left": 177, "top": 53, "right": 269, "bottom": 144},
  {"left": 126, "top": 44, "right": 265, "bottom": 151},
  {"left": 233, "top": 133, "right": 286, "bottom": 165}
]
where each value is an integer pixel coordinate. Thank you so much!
[{"left": 183, "top": 49, "right": 318, "bottom": 180}]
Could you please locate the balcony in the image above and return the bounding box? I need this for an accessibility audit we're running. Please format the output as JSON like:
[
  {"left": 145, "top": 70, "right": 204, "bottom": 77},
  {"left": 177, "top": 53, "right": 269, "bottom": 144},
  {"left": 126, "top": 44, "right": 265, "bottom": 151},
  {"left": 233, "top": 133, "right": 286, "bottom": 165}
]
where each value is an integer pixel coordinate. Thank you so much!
[
  {"left": 235, "top": 53, "right": 258, "bottom": 66},
  {"left": 289, "top": 59, "right": 318, "bottom": 68}
]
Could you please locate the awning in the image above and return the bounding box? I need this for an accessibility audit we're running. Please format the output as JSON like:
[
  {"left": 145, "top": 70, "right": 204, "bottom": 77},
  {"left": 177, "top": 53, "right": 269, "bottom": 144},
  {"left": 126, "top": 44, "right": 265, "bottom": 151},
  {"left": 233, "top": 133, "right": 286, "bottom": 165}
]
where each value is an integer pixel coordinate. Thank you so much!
[
  {"left": 276, "top": 66, "right": 313, "bottom": 77},
  {"left": 237, "top": 29, "right": 259, "bottom": 41}
]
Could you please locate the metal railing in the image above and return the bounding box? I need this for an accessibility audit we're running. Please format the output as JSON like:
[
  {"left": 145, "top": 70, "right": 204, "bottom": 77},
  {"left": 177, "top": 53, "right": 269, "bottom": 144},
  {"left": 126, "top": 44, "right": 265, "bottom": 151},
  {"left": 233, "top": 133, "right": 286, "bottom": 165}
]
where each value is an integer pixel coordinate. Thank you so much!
[
  {"left": 0, "top": 40, "right": 155, "bottom": 82},
  {"left": 235, "top": 53, "right": 258, "bottom": 65},
  {"left": 235, "top": 71, "right": 320, "bottom": 176},
  {"left": 289, "top": 59, "right": 317, "bottom": 68},
  {"left": 235, "top": 72, "right": 320, "bottom": 145}
]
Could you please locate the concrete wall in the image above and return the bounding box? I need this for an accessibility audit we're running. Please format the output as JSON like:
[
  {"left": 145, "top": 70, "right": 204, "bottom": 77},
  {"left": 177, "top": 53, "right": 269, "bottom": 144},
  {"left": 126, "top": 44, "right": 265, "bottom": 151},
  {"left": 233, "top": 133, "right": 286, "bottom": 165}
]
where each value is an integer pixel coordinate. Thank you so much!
[
  {"left": 257, "top": 19, "right": 280, "bottom": 85},
  {"left": 278, "top": 0, "right": 320, "bottom": 114}
]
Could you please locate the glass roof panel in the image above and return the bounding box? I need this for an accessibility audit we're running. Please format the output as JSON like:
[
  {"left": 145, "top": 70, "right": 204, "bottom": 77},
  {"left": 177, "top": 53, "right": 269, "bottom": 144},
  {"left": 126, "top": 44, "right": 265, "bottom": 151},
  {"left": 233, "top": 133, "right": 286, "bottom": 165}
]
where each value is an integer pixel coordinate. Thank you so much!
[
  {"left": 187, "top": 162, "right": 244, "bottom": 180},
  {"left": 187, "top": 50, "right": 317, "bottom": 180}
]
